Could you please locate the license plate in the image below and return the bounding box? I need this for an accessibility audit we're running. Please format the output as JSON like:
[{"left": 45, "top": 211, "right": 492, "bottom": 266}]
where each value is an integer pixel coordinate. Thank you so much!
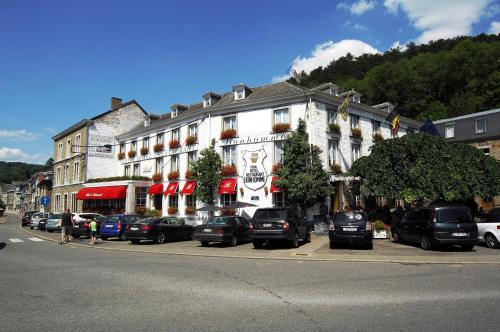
[
  {"left": 203, "top": 229, "right": 212, "bottom": 233},
  {"left": 130, "top": 227, "right": 139, "bottom": 231},
  {"left": 106, "top": 224, "right": 113, "bottom": 228},
  {"left": 343, "top": 227, "right": 357, "bottom": 232},
  {"left": 452, "top": 232, "right": 467, "bottom": 237},
  {"left": 263, "top": 223, "right": 272, "bottom": 228}
]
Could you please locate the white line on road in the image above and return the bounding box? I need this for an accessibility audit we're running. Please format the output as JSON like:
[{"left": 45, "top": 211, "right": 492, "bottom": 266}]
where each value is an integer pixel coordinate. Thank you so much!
[
  {"left": 9, "top": 238, "right": 24, "bottom": 243},
  {"left": 28, "top": 237, "right": 44, "bottom": 242}
]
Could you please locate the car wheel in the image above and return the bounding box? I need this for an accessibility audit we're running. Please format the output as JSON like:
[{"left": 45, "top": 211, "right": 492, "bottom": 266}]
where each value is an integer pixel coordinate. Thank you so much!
[
  {"left": 30, "top": 227, "right": 33, "bottom": 229},
  {"left": 460, "top": 244, "right": 474, "bottom": 251},
  {"left": 229, "top": 235, "right": 237, "bottom": 247},
  {"left": 485, "top": 233, "right": 499, "bottom": 249},
  {"left": 47, "top": 230, "right": 53, "bottom": 233},
  {"left": 130, "top": 239, "right": 140, "bottom": 244},
  {"left": 253, "top": 240, "right": 263, "bottom": 249},
  {"left": 155, "top": 232, "right": 166, "bottom": 244},
  {"left": 329, "top": 240, "right": 336, "bottom": 249},
  {"left": 201, "top": 241, "right": 209, "bottom": 247},
  {"left": 73, "top": 234, "right": 80, "bottom": 239},
  {"left": 420, "top": 235, "right": 432, "bottom": 250},
  {"left": 119, "top": 232, "right": 127, "bottom": 241},
  {"left": 100, "top": 236, "right": 108, "bottom": 241},
  {"left": 304, "top": 230, "right": 311, "bottom": 243},
  {"left": 290, "top": 233, "right": 299, "bottom": 248},
  {"left": 392, "top": 230, "right": 401, "bottom": 243},
  {"left": 366, "top": 242, "right": 373, "bottom": 250}
]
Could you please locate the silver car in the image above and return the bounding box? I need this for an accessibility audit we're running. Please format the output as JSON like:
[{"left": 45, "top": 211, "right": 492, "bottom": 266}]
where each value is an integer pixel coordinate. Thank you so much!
[
  {"left": 45, "top": 213, "right": 62, "bottom": 233},
  {"left": 30, "top": 213, "right": 48, "bottom": 229}
]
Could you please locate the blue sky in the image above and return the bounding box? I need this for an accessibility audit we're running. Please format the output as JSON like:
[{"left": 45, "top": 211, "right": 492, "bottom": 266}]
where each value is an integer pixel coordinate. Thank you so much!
[{"left": 1, "top": 0, "right": 499, "bottom": 164}]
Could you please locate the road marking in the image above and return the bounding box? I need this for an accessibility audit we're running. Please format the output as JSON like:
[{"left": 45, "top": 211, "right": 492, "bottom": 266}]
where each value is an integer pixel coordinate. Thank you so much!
[
  {"left": 28, "top": 237, "right": 44, "bottom": 242},
  {"left": 9, "top": 238, "right": 24, "bottom": 243}
]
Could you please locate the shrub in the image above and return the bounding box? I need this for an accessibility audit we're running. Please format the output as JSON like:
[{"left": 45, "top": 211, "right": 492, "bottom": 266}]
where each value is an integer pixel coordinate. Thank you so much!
[
  {"left": 220, "top": 128, "right": 237, "bottom": 139},
  {"left": 373, "top": 133, "right": 384, "bottom": 143},
  {"left": 272, "top": 123, "right": 291, "bottom": 133},
  {"left": 330, "top": 164, "right": 342, "bottom": 174},
  {"left": 140, "top": 147, "right": 149, "bottom": 155},
  {"left": 117, "top": 152, "right": 125, "bottom": 160},
  {"left": 153, "top": 143, "right": 164, "bottom": 152},
  {"left": 168, "top": 207, "right": 178, "bottom": 215},
  {"left": 185, "top": 170, "right": 196, "bottom": 179},
  {"left": 220, "top": 208, "right": 236, "bottom": 216},
  {"left": 351, "top": 128, "right": 362, "bottom": 138},
  {"left": 144, "top": 208, "right": 159, "bottom": 217},
  {"left": 167, "top": 171, "right": 180, "bottom": 180},
  {"left": 329, "top": 123, "right": 341, "bottom": 134},
  {"left": 221, "top": 165, "right": 237, "bottom": 176},
  {"left": 152, "top": 173, "right": 162, "bottom": 182},
  {"left": 135, "top": 206, "right": 146, "bottom": 216},
  {"left": 185, "top": 206, "right": 196, "bottom": 215},
  {"left": 372, "top": 220, "right": 386, "bottom": 231},
  {"left": 128, "top": 150, "right": 137, "bottom": 158},
  {"left": 185, "top": 135, "right": 197, "bottom": 145},
  {"left": 169, "top": 140, "right": 180, "bottom": 149}
]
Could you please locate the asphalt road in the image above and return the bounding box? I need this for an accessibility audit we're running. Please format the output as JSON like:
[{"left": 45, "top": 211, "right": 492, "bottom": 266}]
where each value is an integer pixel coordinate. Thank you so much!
[{"left": 1, "top": 215, "right": 500, "bottom": 332}]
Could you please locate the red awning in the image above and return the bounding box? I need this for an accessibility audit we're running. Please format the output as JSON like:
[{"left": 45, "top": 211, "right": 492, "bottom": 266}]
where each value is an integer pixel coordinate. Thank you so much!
[
  {"left": 218, "top": 178, "right": 237, "bottom": 194},
  {"left": 270, "top": 176, "right": 281, "bottom": 193},
  {"left": 76, "top": 186, "right": 127, "bottom": 200},
  {"left": 164, "top": 182, "right": 179, "bottom": 196},
  {"left": 148, "top": 183, "right": 163, "bottom": 195},
  {"left": 181, "top": 181, "right": 197, "bottom": 195}
]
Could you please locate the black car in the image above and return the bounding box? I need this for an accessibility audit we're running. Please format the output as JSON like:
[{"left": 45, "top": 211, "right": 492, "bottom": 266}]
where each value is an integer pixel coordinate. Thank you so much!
[
  {"left": 126, "top": 217, "right": 194, "bottom": 244},
  {"left": 250, "top": 207, "right": 311, "bottom": 248},
  {"left": 329, "top": 211, "right": 373, "bottom": 249},
  {"left": 72, "top": 216, "right": 105, "bottom": 239},
  {"left": 21, "top": 211, "right": 37, "bottom": 226},
  {"left": 38, "top": 217, "right": 48, "bottom": 231},
  {"left": 193, "top": 216, "right": 251, "bottom": 247},
  {"left": 391, "top": 205, "right": 478, "bottom": 250}
]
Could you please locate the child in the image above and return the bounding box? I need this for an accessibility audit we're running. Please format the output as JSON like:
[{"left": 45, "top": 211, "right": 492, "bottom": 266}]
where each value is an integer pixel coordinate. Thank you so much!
[{"left": 89, "top": 218, "right": 98, "bottom": 246}]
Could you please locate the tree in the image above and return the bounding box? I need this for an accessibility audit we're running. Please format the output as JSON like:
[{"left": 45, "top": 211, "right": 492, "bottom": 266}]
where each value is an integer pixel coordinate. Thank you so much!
[
  {"left": 350, "top": 133, "right": 500, "bottom": 205},
  {"left": 45, "top": 158, "right": 54, "bottom": 168},
  {"left": 275, "top": 119, "right": 331, "bottom": 211},
  {"left": 191, "top": 140, "right": 222, "bottom": 207}
]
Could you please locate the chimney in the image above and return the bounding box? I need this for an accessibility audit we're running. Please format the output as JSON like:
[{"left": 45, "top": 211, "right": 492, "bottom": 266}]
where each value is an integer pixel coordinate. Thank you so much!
[{"left": 111, "top": 97, "right": 122, "bottom": 109}]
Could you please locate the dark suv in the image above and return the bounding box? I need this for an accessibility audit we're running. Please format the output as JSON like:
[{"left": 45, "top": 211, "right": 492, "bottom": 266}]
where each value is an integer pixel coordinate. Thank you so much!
[
  {"left": 329, "top": 211, "right": 373, "bottom": 249},
  {"left": 250, "top": 207, "right": 310, "bottom": 248},
  {"left": 391, "top": 205, "right": 478, "bottom": 250}
]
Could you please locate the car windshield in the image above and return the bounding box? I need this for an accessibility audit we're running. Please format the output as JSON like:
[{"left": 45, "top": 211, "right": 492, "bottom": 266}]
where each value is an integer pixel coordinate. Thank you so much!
[
  {"left": 105, "top": 216, "right": 120, "bottom": 223},
  {"left": 168, "top": 218, "right": 184, "bottom": 225},
  {"left": 437, "top": 208, "right": 472, "bottom": 223},
  {"left": 207, "top": 217, "right": 230, "bottom": 225},
  {"left": 136, "top": 217, "right": 156, "bottom": 224},
  {"left": 253, "top": 209, "right": 286, "bottom": 219},
  {"left": 334, "top": 212, "right": 367, "bottom": 222}
]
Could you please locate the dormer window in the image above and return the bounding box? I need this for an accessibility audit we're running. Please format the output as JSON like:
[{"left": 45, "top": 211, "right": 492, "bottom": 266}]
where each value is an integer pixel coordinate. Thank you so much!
[
  {"left": 170, "top": 104, "right": 188, "bottom": 118},
  {"left": 203, "top": 98, "right": 211, "bottom": 107},
  {"left": 171, "top": 109, "right": 178, "bottom": 118},
  {"left": 203, "top": 92, "right": 222, "bottom": 108},
  {"left": 233, "top": 83, "right": 250, "bottom": 100},
  {"left": 236, "top": 88, "right": 244, "bottom": 100},
  {"left": 144, "top": 118, "right": 151, "bottom": 126}
]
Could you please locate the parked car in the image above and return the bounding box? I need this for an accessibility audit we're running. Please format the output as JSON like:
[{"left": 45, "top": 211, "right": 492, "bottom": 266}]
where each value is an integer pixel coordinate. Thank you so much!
[
  {"left": 193, "top": 216, "right": 251, "bottom": 247},
  {"left": 99, "top": 214, "right": 142, "bottom": 240},
  {"left": 328, "top": 211, "right": 373, "bottom": 249},
  {"left": 250, "top": 207, "right": 310, "bottom": 248},
  {"left": 391, "top": 205, "right": 478, "bottom": 250},
  {"left": 22, "top": 211, "right": 37, "bottom": 226},
  {"left": 45, "top": 213, "right": 63, "bottom": 233},
  {"left": 38, "top": 217, "right": 48, "bottom": 231},
  {"left": 30, "top": 213, "right": 48, "bottom": 229},
  {"left": 72, "top": 215, "right": 105, "bottom": 239},
  {"left": 476, "top": 207, "right": 500, "bottom": 249},
  {"left": 126, "top": 217, "right": 194, "bottom": 244}
]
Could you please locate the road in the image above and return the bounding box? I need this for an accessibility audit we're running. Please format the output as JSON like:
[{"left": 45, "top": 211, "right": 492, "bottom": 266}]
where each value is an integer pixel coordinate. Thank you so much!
[{"left": 1, "top": 214, "right": 500, "bottom": 331}]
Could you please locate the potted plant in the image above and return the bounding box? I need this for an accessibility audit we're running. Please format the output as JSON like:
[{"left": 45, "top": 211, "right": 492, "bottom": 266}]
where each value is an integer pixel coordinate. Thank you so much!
[
  {"left": 220, "top": 128, "right": 237, "bottom": 139},
  {"left": 185, "top": 170, "right": 196, "bottom": 179},
  {"left": 140, "top": 147, "right": 149, "bottom": 155},
  {"left": 221, "top": 165, "right": 237, "bottom": 176},
  {"left": 167, "top": 171, "right": 180, "bottom": 180},
  {"left": 117, "top": 152, "right": 125, "bottom": 160},
  {"left": 351, "top": 128, "right": 362, "bottom": 139},
  {"left": 373, "top": 133, "right": 384, "bottom": 143},
  {"left": 272, "top": 164, "right": 281, "bottom": 174},
  {"left": 329, "top": 123, "right": 341, "bottom": 134},
  {"left": 330, "top": 164, "right": 342, "bottom": 174},
  {"left": 152, "top": 173, "right": 162, "bottom": 182},
  {"left": 185, "top": 135, "right": 197, "bottom": 145},
  {"left": 135, "top": 206, "right": 146, "bottom": 216},
  {"left": 128, "top": 150, "right": 137, "bottom": 158},
  {"left": 153, "top": 143, "right": 164, "bottom": 152},
  {"left": 185, "top": 206, "right": 196, "bottom": 215},
  {"left": 372, "top": 220, "right": 388, "bottom": 239},
  {"left": 220, "top": 208, "right": 236, "bottom": 216},
  {"left": 272, "top": 123, "right": 291, "bottom": 133},
  {"left": 169, "top": 140, "right": 180, "bottom": 149},
  {"left": 168, "top": 207, "right": 178, "bottom": 215}
]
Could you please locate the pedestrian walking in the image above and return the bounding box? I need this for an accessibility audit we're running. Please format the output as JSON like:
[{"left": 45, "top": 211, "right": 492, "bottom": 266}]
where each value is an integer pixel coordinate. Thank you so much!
[
  {"left": 89, "top": 218, "right": 98, "bottom": 246},
  {"left": 59, "top": 209, "right": 73, "bottom": 244}
]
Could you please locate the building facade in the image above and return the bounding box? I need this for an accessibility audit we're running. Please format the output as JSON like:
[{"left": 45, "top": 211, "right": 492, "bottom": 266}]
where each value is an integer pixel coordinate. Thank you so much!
[
  {"left": 435, "top": 108, "right": 500, "bottom": 209},
  {"left": 25, "top": 171, "right": 53, "bottom": 212}
]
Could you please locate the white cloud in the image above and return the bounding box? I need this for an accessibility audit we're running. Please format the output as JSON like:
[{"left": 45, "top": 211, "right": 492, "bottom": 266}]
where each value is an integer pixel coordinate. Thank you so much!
[
  {"left": 0, "top": 129, "right": 39, "bottom": 140},
  {"left": 44, "top": 127, "right": 58, "bottom": 135},
  {"left": 353, "top": 23, "right": 368, "bottom": 31},
  {"left": 337, "top": 2, "right": 350, "bottom": 10},
  {"left": 351, "top": 0, "right": 377, "bottom": 15},
  {"left": 485, "top": 3, "right": 500, "bottom": 18},
  {"left": 273, "top": 39, "right": 380, "bottom": 82},
  {"left": 489, "top": 21, "right": 500, "bottom": 34},
  {"left": 0, "top": 147, "right": 49, "bottom": 164},
  {"left": 383, "top": 0, "right": 492, "bottom": 44}
]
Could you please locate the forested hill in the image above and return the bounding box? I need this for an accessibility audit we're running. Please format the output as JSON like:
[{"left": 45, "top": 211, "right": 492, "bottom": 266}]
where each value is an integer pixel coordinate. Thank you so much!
[
  {"left": 0, "top": 161, "right": 49, "bottom": 184},
  {"left": 288, "top": 34, "right": 500, "bottom": 121}
]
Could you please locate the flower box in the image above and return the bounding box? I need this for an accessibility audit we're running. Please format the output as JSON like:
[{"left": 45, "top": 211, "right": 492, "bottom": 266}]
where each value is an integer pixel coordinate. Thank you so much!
[
  {"left": 272, "top": 123, "right": 291, "bottom": 133},
  {"left": 153, "top": 143, "right": 164, "bottom": 152},
  {"left": 140, "top": 147, "right": 149, "bottom": 155},
  {"left": 117, "top": 152, "right": 125, "bottom": 160},
  {"left": 373, "top": 133, "right": 384, "bottom": 143},
  {"left": 329, "top": 123, "right": 341, "bottom": 134},
  {"left": 272, "top": 164, "right": 281, "bottom": 174},
  {"left": 221, "top": 165, "right": 237, "bottom": 176},
  {"left": 169, "top": 140, "right": 181, "bottom": 149},
  {"left": 351, "top": 128, "right": 362, "bottom": 139},
  {"left": 373, "top": 230, "right": 388, "bottom": 239},
  {"left": 330, "top": 164, "right": 342, "bottom": 174},
  {"left": 220, "top": 128, "right": 237, "bottom": 139},
  {"left": 168, "top": 207, "right": 178, "bottom": 215},
  {"left": 128, "top": 151, "right": 137, "bottom": 158},
  {"left": 152, "top": 173, "right": 162, "bottom": 182},
  {"left": 185, "top": 135, "right": 197, "bottom": 145},
  {"left": 167, "top": 171, "right": 180, "bottom": 180},
  {"left": 185, "top": 170, "right": 196, "bottom": 179},
  {"left": 220, "top": 208, "right": 236, "bottom": 216},
  {"left": 185, "top": 206, "right": 196, "bottom": 215}
]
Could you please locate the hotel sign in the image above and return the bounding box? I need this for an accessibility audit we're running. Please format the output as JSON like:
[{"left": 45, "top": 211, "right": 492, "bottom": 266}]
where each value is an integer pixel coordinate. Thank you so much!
[
  {"left": 88, "top": 134, "right": 114, "bottom": 157},
  {"left": 220, "top": 133, "right": 291, "bottom": 146},
  {"left": 242, "top": 148, "right": 267, "bottom": 190}
]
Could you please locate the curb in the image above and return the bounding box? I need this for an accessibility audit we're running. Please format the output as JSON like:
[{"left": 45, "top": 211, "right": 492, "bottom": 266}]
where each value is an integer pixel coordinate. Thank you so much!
[{"left": 18, "top": 226, "right": 500, "bottom": 266}]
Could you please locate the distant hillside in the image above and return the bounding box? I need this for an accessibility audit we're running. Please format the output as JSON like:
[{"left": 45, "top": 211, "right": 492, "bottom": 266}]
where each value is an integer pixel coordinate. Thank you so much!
[
  {"left": 0, "top": 161, "right": 50, "bottom": 184},
  {"left": 288, "top": 34, "right": 500, "bottom": 121}
]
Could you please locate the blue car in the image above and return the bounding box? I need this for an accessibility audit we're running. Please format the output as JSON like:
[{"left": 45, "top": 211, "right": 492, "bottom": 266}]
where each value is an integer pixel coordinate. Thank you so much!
[{"left": 99, "top": 214, "right": 142, "bottom": 241}]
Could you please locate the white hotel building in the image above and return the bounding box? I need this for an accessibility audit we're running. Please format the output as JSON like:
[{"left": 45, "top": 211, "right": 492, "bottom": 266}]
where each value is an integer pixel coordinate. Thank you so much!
[{"left": 79, "top": 81, "right": 420, "bottom": 221}]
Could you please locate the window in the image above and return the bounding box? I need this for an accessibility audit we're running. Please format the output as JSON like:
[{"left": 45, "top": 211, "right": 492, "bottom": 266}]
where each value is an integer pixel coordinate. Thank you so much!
[
  {"left": 135, "top": 187, "right": 147, "bottom": 208},
  {"left": 133, "top": 163, "right": 140, "bottom": 176},
  {"left": 71, "top": 193, "right": 77, "bottom": 212},
  {"left": 169, "top": 194, "right": 179, "bottom": 208},
  {"left": 130, "top": 140, "right": 137, "bottom": 151},
  {"left": 328, "top": 140, "right": 338, "bottom": 166},
  {"left": 235, "top": 89, "right": 244, "bottom": 100},
  {"left": 273, "top": 192, "right": 286, "bottom": 207},
  {"left": 55, "top": 194, "right": 61, "bottom": 212},
  {"left": 187, "top": 151, "right": 197, "bottom": 169},
  {"left": 372, "top": 120, "right": 381, "bottom": 134},
  {"left": 274, "top": 108, "right": 289, "bottom": 125},
  {"left": 221, "top": 193, "right": 237, "bottom": 206},
  {"left": 274, "top": 141, "right": 284, "bottom": 164},
  {"left": 204, "top": 97, "right": 211, "bottom": 107},
  {"left": 351, "top": 143, "right": 361, "bottom": 163},
  {"left": 156, "top": 133, "right": 164, "bottom": 145},
  {"left": 119, "top": 143, "right": 125, "bottom": 153},
  {"left": 476, "top": 118, "right": 486, "bottom": 134},
  {"left": 73, "top": 161, "right": 80, "bottom": 182},
  {"left": 223, "top": 145, "right": 237, "bottom": 165},
  {"left": 64, "top": 164, "right": 69, "bottom": 184},
  {"left": 186, "top": 195, "right": 196, "bottom": 208},
  {"left": 66, "top": 139, "right": 71, "bottom": 158},
  {"left": 350, "top": 115, "right": 360, "bottom": 129},
  {"left": 479, "top": 147, "right": 490, "bottom": 156},
  {"left": 75, "top": 134, "right": 81, "bottom": 153},
  {"left": 171, "top": 155, "right": 179, "bottom": 172},
  {"left": 328, "top": 107, "right": 337, "bottom": 124},
  {"left": 156, "top": 157, "right": 164, "bottom": 175},
  {"left": 63, "top": 194, "right": 68, "bottom": 211},
  {"left": 142, "top": 137, "right": 149, "bottom": 149},
  {"left": 444, "top": 124, "right": 454, "bottom": 138},
  {"left": 56, "top": 167, "right": 62, "bottom": 185},
  {"left": 172, "top": 128, "right": 180, "bottom": 142},
  {"left": 124, "top": 165, "right": 131, "bottom": 176},
  {"left": 58, "top": 143, "right": 63, "bottom": 160},
  {"left": 223, "top": 116, "right": 237, "bottom": 130},
  {"left": 188, "top": 123, "right": 198, "bottom": 137}
]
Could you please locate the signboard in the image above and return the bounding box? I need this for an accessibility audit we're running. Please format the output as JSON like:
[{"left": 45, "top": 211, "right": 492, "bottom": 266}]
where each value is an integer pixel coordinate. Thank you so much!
[
  {"left": 242, "top": 149, "right": 267, "bottom": 191},
  {"left": 40, "top": 196, "right": 51, "bottom": 206},
  {"left": 88, "top": 134, "right": 114, "bottom": 157},
  {"left": 220, "top": 133, "right": 291, "bottom": 146}
]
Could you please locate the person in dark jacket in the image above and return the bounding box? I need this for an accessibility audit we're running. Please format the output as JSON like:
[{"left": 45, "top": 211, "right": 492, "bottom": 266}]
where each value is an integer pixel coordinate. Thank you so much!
[{"left": 392, "top": 205, "right": 405, "bottom": 224}]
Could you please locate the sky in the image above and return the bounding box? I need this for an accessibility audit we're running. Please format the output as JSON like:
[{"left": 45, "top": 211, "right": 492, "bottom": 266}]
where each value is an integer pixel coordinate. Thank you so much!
[{"left": 1, "top": 0, "right": 499, "bottom": 164}]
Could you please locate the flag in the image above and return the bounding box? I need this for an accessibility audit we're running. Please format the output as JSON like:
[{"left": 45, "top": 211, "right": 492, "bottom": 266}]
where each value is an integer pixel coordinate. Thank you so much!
[
  {"left": 385, "top": 106, "right": 400, "bottom": 136},
  {"left": 337, "top": 93, "right": 350, "bottom": 121}
]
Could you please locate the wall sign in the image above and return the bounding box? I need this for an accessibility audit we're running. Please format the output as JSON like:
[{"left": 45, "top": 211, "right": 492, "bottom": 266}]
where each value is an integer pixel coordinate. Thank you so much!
[
  {"left": 242, "top": 148, "right": 267, "bottom": 191},
  {"left": 220, "top": 133, "right": 291, "bottom": 146},
  {"left": 88, "top": 134, "right": 114, "bottom": 157}
]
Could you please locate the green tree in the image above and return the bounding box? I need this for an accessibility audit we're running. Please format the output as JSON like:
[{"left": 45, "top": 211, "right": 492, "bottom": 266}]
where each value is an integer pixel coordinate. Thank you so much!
[
  {"left": 191, "top": 140, "right": 222, "bottom": 207},
  {"left": 275, "top": 119, "right": 331, "bottom": 210},
  {"left": 350, "top": 133, "right": 500, "bottom": 205}
]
